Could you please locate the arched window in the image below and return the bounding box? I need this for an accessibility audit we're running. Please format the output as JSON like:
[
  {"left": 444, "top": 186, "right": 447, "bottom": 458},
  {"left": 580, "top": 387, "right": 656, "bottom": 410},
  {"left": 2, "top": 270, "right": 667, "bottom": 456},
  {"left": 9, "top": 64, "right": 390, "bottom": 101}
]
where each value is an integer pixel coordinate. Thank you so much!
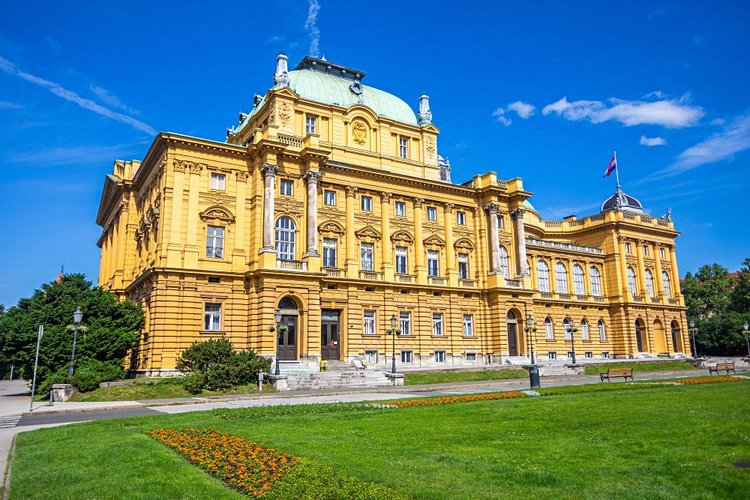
[
  {"left": 573, "top": 264, "right": 585, "bottom": 295},
  {"left": 563, "top": 317, "right": 572, "bottom": 340},
  {"left": 581, "top": 319, "right": 590, "bottom": 341},
  {"left": 627, "top": 267, "right": 637, "bottom": 296},
  {"left": 645, "top": 269, "right": 655, "bottom": 297},
  {"left": 598, "top": 319, "right": 606, "bottom": 341},
  {"left": 555, "top": 262, "right": 569, "bottom": 293},
  {"left": 275, "top": 216, "right": 296, "bottom": 260},
  {"left": 662, "top": 271, "right": 672, "bottom": 299},
  {"left": 498, "top": 245, "right": 510, "bottom": 278},
  {"left": 589, "top": 266, "right": 602, "bottom": 296},
  {"left": 545, "top": 317, "right": 554, "bottom": 340},
  {"left": 278, "top": 297, "right": 297, "bottom": 310},
  {"left": 537, "top": 260, "right": 550, "bottom": 292}
]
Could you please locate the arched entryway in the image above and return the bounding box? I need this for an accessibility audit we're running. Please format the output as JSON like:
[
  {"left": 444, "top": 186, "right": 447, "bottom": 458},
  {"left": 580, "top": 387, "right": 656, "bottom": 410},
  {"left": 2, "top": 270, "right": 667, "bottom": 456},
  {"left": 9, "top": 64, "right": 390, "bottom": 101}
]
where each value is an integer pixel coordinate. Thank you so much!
[
  {"left": 671, "top": 320, "right": 683, "bottom": 353},
  {"left": 277, "top": 297, "right": 299, "bottom": 361},
  {"left": 653, "top": 319, "right": 667, "bottom": 354},
  {"left": 507, "top": 310, "right": 519, "bottom": 356},
  {"left": 635, "top": 318, "right": 647, "bottom": 353}
]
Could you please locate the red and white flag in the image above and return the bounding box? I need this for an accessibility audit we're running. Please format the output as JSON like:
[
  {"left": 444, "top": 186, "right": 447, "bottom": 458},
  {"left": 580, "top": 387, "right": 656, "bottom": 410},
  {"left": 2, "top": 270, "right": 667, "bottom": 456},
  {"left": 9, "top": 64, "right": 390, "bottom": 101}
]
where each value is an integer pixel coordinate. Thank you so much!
[{"left": 603, "top": 153, "right": 617, "bottom": 177}]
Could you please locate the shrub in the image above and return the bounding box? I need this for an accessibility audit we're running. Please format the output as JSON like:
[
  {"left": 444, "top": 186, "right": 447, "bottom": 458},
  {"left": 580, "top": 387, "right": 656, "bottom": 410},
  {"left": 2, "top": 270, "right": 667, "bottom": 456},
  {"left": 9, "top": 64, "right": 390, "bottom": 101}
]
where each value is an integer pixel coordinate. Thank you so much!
[{"left": 38, "top": 358, "right": 125, "bottom": 394}]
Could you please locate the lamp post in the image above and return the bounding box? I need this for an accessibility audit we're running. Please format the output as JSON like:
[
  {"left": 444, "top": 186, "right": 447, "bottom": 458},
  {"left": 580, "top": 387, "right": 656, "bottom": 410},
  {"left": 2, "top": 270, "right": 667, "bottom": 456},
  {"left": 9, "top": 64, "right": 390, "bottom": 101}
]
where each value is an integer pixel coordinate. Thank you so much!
[
  {"left": 689, "top": 320, "right": 698, "bottom": 359},
  {"left": 566, "top": 322, "right": 578, "bottom": 365},
  {"left": 525, "top": 315, "right": 536, "bottom": 365},
  {"left": 69, "top": 307, "right": 83, "bottom": 376},
  {"left": 743, "top": 321, "right": 749, "bottom": 359},
  {"left": 274, "top": 309, "right": 282, "bottom": 375},
  {"left": 386, "top": 314, "right": 401, "bottom": 374}
]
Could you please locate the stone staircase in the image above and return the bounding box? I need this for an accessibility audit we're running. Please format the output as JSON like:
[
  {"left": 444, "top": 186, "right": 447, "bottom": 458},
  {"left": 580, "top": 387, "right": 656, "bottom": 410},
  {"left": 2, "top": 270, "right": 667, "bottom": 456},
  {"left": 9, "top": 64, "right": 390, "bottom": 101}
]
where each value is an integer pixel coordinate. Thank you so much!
[
  {"left": 284, "top": 370, "right": 393, "bottom": 391},
  {"left": 538, "top": 363, "right": 580, "bottom": 377}
]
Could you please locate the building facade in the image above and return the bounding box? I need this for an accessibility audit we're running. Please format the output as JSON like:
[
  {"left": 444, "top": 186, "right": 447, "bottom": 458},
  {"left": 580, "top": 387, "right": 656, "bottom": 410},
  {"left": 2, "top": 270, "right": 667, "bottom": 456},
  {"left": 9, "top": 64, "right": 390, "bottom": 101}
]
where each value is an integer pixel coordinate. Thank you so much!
[{"left": 96, "top": 54, "right": 689, "bottom": 375}]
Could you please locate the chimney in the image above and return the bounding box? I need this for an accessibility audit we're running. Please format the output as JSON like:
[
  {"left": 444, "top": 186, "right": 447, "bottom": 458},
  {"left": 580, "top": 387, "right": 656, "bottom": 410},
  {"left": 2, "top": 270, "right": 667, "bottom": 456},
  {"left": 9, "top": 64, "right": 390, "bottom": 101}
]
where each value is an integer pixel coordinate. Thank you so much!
[
  {"left": 418, "top": 94, "right": 432, "bottom": 126},
  {"left": 273, "top": 53, "right": 290, "bottom": 88}
]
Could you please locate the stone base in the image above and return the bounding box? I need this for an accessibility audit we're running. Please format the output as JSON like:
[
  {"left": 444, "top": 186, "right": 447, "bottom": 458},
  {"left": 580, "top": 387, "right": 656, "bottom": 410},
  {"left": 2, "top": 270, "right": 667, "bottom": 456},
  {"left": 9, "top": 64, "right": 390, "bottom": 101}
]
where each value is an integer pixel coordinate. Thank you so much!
[
  {"left": 385, "top": 372, "right": 405, "bottom": 386},
  {"left": 268, "top": 374, "right": 289, "bottom": 391},
  {"left": 563, "top": 364, "right": 585, "bottom": 375},
  {"left": 51, "top": 384, "right": 77, "bottom": 402}
]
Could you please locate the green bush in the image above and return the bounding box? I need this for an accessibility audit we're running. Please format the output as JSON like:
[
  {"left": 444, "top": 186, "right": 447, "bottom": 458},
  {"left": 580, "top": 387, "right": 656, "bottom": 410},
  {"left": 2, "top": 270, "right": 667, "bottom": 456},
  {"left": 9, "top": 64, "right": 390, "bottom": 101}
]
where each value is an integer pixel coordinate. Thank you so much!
[
  {"left": 176, "top": 338, "right": 271, "bottom": 394},
  {"left": 38, "top": 358, "right": 125, "bottom": 394}
]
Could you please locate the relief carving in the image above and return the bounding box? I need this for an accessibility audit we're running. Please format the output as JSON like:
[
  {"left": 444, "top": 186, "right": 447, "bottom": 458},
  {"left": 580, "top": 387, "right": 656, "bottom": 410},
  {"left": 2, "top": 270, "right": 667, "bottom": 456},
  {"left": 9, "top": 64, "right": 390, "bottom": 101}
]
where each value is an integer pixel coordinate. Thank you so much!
[{"left": 352, "top": 121, "right": 368, "bottom": 145}]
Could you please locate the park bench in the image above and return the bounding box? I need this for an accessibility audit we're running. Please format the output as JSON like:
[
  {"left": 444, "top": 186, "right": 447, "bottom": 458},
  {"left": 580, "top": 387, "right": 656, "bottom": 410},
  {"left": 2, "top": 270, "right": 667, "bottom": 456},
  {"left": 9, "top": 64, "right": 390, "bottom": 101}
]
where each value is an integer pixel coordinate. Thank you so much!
[
  {"left": 708, "top": 362, "right": 736, "bottom": 375},
  {"left": 600, "top": 367, "right": 634, "bottom": 382}
]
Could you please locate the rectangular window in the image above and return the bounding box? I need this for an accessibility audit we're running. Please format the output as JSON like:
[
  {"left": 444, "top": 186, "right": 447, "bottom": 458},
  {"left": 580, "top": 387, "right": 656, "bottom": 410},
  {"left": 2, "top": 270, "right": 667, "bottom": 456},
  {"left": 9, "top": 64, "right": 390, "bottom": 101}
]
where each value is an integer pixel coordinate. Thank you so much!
[
  {"left": 395, "top": 246, "right": 408, "bottom": 274},
  {"left": 324, "top": 190, "right": 336, "bottom": 206},
  {"left": 399, "top": 136, "right": 408, "bottom": 159},
  {"left": 365, "top": 349, "right": 378, "bottom": 365},
  {"left": 206, "top": 226, "right": 224, "bottom": 258},
  {"left": 280, "top": 179, "right": 293, "bottom": 196},
  {"left": 660, "top": 247, "right": 666, "bottom": 259},
  {"left": 584, "top": 351, "right": 593, "bottom": 359},
  {"left": 434, "top": 350, "right": 446, "bottom": 363},
  {"left": 400, "top": 350, "right": 413, "bottom": 363},
  {"left": 602, "top": 351, "right": 610, "bottom": 359},
  {"left": 210, "top": 173, "right": 226, "bottom": 191},
  {"left": 458, "top": 253, "right": 469, "bottom": 279},
  {"left": 360, "top": 243, "right": 374, "bottom": 271},
  {"left": 428, "top": 250, "right": 439, "bottom": 277},
  {"left": 456, "top": 211, "right": 466, "bottom": 225},
  {"left": 305, "top": 115, "right": 317, "bottom": 135},
  {"left": 204, "top": 303, "right": 222, "bottom": 331},
  {"left": 548, "top": 351, "right": 557, "bottom": 360},
  {"left": 432, "top": 313, "right": 444, "bottom": 336},
  {"left": 498, "top": 216, "right": 504, "bottom": 229},
  {"left": 361, "top": 195, "right": 372, "bottom": 212},
  {"left": 465, "top": 352, "right": 477, "bottom": 362},
  {"left": 643, "top": 245, "right": 649, "bottom": 256},
  {"left": 427, "top": 206, "right": 437, "bottom": 221},
  {"left": 395, "top": 201, "right": 406, "bottom": 217},
  {"left": 463, "top": 314, "right": 474, "bottom": 337},
  {"left": 323, "top": 238, "right": 337, "bottom": 268},
  {"left": 567, "top": 351, "right": 575, "bottom": 359},
  {"left": 364, "top": 310, "right": 376, "bottom": 335},
  {"left": 625, "top": 242, "right": 632, "bottom": 253},
  {"left": 399, "top": 312, "right": 411, "bottom": 336}
]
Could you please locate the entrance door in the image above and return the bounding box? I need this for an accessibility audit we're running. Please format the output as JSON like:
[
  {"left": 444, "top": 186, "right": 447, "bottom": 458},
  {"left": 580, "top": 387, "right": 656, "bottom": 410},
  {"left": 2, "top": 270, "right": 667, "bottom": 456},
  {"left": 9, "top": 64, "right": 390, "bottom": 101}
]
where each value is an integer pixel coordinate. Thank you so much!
[
  {"left": 321, "top": 310, "right": 340, "bottom": 360},
  {"left": 278, "top": 315, "right": 297, "bottom": 360},
  {"left": 507, "top": 311, "right": 518, "bottom": 356},
  {"left": 635, "top": 320, "right": 645, "bottom": 352}
]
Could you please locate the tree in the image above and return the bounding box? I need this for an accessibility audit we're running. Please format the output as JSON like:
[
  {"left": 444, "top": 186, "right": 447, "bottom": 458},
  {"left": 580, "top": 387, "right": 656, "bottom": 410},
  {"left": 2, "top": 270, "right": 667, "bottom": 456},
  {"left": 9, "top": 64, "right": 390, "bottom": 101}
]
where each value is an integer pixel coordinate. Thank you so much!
[
  {"left": 681, "top": 263, "right": 733, "bottom": 321},
  {"left": 731, "top": 258, "right": 750, "bottom": 313},
  {"left": 0, "top": 274, "right": 143, "bottom": 383}
]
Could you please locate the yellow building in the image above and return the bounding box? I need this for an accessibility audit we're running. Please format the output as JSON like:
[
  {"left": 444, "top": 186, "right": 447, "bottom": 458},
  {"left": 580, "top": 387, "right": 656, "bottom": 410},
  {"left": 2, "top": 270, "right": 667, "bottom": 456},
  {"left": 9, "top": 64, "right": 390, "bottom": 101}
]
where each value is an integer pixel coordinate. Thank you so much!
[{"left": 96, "top": 54, "right": 689, "bottom": 375}]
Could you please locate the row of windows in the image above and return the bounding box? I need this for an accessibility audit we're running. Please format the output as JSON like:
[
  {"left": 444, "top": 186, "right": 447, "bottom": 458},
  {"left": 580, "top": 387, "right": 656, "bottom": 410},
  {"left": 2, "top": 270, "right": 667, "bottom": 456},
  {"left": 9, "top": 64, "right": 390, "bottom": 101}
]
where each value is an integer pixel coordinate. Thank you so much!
[
  {"left": 625, "top": 241, "right": 668, "bottom": 259},
  {"left": 542, "top": 317, "right": 608, "bottom": 342},
  {"left": 536, "top": 260, "right": 603, "bottom": 296},
  {"left": 547, "top": 351, "right": 609, "bottom": 360},
  {"left": 626, "top": 267, "right": 672, "bottom": 298},
  {"left": 364, "top": 349, "right": 456, "bottom": 365},
  {"left": 363, "top": 311, "right": 475, "bottom": 337}
]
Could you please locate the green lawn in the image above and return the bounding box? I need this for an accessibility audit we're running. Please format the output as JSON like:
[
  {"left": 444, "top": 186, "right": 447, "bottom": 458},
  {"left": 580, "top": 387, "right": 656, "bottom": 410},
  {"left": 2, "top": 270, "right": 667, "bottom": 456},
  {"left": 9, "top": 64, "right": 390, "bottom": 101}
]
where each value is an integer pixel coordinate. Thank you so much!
[
  {"left": 582, "top": 360, "right": 695, "bottom": 375},
  {"left": 404, "top": 368, "right": 528, "bottom": 385},
  {"left": 10, "top": 381, "right": 750, "bottom": 499},
  {"left": 68, "top": 378, "right": 267, "bottom": 402}
]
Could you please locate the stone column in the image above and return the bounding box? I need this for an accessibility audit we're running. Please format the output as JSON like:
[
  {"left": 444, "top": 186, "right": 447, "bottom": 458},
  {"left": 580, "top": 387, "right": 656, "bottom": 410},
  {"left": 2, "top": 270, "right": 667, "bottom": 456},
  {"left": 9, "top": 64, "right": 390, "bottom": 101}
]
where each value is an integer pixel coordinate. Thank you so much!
[
  {"left": 346, "top": 187, "right": 358, "bottom": 277},
  {"left": 636, "top": 240, "right": 647, "bottom": 297},
  {"left": 669, "top": 245, "right": 681, "bottom": 299},
  {"left": 303, "top": 170, "right": 320, "bottom": 257},
  {"left": 654, "top": 244, "right": 664, "bottom": 299},
  {"left": 443, "top": 203, "right": 456, "bottom": 285},
  {"left": 511, "top": 208, "right": 528, "bottom": 277},
  {"left": 184, "top": 163, "right": 202, "bottom": 267},
  {"left": 261, "top": 163, "right": 278, "bottom": 252},
  {"left": 413, "top": 198, "right": 425, "bottom": 283},
  {"left": 485, "top": 203, "right": 500, "bottom": 274},
  {"left": 380, "top": 193, "right": 393, "bottom": 281},
  {"left": 618, "top": 237, "right": 630, "bottom": 298}
]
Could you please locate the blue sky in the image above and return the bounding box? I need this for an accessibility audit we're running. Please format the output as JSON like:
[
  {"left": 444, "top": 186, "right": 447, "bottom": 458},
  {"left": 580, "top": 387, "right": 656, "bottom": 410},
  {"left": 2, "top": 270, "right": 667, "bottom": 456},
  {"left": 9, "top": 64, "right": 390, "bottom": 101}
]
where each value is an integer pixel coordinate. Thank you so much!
[{"left": 1, "top": 0, "right": 749, "bottom": 307}]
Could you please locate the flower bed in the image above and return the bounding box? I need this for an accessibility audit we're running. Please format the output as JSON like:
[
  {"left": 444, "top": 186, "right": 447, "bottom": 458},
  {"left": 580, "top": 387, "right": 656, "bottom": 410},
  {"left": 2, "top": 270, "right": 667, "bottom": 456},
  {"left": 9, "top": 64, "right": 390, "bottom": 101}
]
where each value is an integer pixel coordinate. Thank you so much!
[
  {"left": 674, "top": 376, "right": 746, "bottom": 385},
  {"left": 390, "top": 391, "right": 527, "bottom": 407},
  {"left": 146, "top": 428, "right": 298, "bottom": 497}
]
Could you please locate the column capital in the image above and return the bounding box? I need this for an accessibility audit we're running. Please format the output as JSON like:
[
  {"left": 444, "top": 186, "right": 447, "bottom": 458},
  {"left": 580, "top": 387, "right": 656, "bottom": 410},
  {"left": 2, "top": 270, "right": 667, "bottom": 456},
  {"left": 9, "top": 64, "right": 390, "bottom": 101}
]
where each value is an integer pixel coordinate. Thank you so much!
[
  {"left": 381, "top": 192, "right": 392, "bottom": 202},
  {"left": 485, "top": 203, "right": 500, "bottom": 216},
  {"left": 413, "top": 197, "right": 424, "bottom": 208},
  {"left": 510, "top": 208, "right": 525, "bottom": 219},
  {"left": 443, "top": 202, "right": 454, "bottom": 213},
  {"left": 261, "top": 163, "right": 278, "bottom": 178},
  {"left": 303, "top": 170, "right": 321, "bottom": 184},
  {"left": 346, "top": 186, "right": 358, "bottom": 197}
]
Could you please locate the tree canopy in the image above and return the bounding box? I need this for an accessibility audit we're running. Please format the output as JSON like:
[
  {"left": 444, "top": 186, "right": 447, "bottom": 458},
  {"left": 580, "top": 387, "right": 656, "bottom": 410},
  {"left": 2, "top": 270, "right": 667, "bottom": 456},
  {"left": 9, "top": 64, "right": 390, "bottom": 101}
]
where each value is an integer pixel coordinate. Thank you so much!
[{"left": 0, "top": 273, "right": 143, "bottom": 382}]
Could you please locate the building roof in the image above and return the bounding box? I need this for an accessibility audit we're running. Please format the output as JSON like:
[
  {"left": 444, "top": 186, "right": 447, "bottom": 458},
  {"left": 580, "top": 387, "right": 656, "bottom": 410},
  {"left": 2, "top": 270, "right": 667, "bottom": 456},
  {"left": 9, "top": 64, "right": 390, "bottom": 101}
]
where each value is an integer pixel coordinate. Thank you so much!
[
  {"left": 601, "top": 187, "right": 644, "bottom": 214},
  {"left": 287, "top": 57, "right": 418, "bottom": 126}
]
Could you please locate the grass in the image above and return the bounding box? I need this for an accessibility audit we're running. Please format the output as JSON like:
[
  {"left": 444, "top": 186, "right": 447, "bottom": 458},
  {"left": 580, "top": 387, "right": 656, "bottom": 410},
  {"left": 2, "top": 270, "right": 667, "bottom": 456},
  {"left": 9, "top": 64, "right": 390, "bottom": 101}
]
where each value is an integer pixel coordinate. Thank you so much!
[
  {"left": 583, "top": 360, "right": 695, "bottom": 375},
  {"left": 68, "top": 378, "right": 267, "bottom": 402},
  {"left": 404, "top": 368, "right": 528, "bottom": 385},
  {"left": 10, "top": 379, "right": 750, "bottom": 499}
]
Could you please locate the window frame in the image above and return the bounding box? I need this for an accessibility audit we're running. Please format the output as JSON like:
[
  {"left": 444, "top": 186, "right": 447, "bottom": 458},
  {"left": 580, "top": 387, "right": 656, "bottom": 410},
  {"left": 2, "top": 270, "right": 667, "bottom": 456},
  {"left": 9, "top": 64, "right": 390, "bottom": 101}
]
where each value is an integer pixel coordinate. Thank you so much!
[
  {"left": 432, "top": 313, "right": 444, "bottom": 336},
  {"left": 394, "top": 201, "right": 406, "bottom": 217},
  {"left": 399, "top": 136, "right": 408, "bottom": 159},
  {"left": 589, "top": 266, "right": 602, "bottom": 297},
  {"left": 360, "top": 242, "right": 374, "bottom": 271},
  {"left": 498, "top": 246, "right": 509, "bottom": 278},
  {"left": 395, "top": 246, "right": 408, "bottom": 275},
  {"left": 400, "top": 350, "right": 413, "bottom": 363},
  {"left": 204, "top": 303, "right": 222, "bottom": 332},
  {"left": 324, "top": 190, "right": 336, "bottom": 206},
  {"left": 434, "top": 350, "right": 446, "bottom": 363},
  {"left": 555, "top": 262, "right": 569, "bottom": 294},
  {"left": 206, "top": 225, "right": 225, "bottom": 259},
  {"left": 463, "top": 314, "right": 474, "bottom": 337},
  {"left": 399, "top": 312, "right": 411, "bottom": 336},
  {"left": 275, "top": 216, "right": 296, "bottom": 261},
  {"left": 598, "top": 320, "right": 607, "bottom": 341},
  {"left": 361, "top": 195, "right": 372, "bottom": 212},
  {"left": 545, "top": 317, "right": 554, "bottom": 340},
  {"left": 426, "top": 206, "right": 437, "bottom": 221},
  {"left": 305, "top": 114, "right": 317, "bottom": 135},
  {"left": 456, "top": 211, "right": 466, "bottom": 225},
  {"left": 363, "top": 310, "right": 376, "bottom": 335},
  {"left": 427, "top": 250, "right": 440, "bottom": 277},
  {"left": 279, "top": 179, "right": 294, "bottom": 197},
  {"left": 537, "top": 260, "right": 551, "bottom": 292},
  {"left": 210, "top": 172, "right": 226, "bottom": 191},
  {"left": 322, "top": 238, "right": 337, "bottom": 268},
  {"left": 458, "top": 253, "right": 469, "bottom": 279},
  {"left": 573, "top": 264, "right": 585, "bottom": 295}
]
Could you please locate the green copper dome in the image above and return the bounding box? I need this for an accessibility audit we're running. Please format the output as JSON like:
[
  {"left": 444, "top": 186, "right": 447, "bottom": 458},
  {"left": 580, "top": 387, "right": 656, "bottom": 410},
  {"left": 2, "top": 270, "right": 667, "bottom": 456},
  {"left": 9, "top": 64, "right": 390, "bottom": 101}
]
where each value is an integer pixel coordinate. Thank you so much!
[{"left": 287, "top": 67, "right": 418, "bottom": 126}]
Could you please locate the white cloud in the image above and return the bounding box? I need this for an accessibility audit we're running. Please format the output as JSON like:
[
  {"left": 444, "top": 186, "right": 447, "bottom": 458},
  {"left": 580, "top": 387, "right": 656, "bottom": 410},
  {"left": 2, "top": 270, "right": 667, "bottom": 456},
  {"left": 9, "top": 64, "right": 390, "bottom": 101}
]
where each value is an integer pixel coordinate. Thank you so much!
[
  {"left": 506, "top": 101, "right": 535, "bottom": 119},
  {"left": 0, "top": 56, "right": 156, "bottom": 135},
  {"left": 91, "top": 85, "right": 140, "bottom": 115},
  {"left": 305, "top": 0, "right": 321, "bottom": 57},
  {"left": 542, "top": 95, "right": 704, "bottom": 128},
  {"left": 639, "top": 135, "right": 667, "bottom": 146},
  {"left": 4, "top": 142, "right": 147, "bottom": 166},
  {"left": 492, "top": 108, "right": 511, "bottom": 126},
  {"left": 0, "top": 101, "right": 24, "bottom": 110}
]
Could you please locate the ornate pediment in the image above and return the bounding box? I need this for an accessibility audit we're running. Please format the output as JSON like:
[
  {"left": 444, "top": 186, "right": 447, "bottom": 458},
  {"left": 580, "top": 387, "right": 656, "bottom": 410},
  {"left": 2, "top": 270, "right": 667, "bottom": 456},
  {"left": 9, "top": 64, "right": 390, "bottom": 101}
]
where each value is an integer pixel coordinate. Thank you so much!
[
  {"left": 355, "top": 225, "right": 382, "bottom": 241},
  {"left": 391, "top": 230, "right": 414, "bottom": 244},
  {"left": 319, "top": 220, "right": 345, "bottom": 235},
  {"left": 454, "top": 238, "right": 474, "bottom": 251},
  {"left": 199, "top": 206, "right": 235, "bottom": 223},
  {"left": 423, "top": 234, "right": 446, "bottom": 248}
]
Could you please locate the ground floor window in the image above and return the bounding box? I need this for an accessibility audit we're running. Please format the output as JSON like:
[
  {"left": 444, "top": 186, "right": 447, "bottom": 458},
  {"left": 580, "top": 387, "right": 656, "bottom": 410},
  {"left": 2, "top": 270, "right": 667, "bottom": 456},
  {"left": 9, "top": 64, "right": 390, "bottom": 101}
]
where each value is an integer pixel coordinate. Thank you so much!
[
  {"left": 434, "top": 350, "right": 446, "bottom": 363},
  {"left": 465, "top": 352, "right": 477, "bottom": 362},
  {"left": 364, "top": 349, "right": 378, "bottom": 365},
  {"left": 584, "top": 351, "right": 593, "bottom": 359},
  {"left": 566, "top": 351, "right": 575, "bottom": 359},
  {"left": 548, "top": 351, "right": 557, "bottom": 360},
  {"left": 204, "top": 303, "right": 222, "bottom": 331},
  {"left": 400, "top": 350, "right": 413, "bottom": 363},
  {"left": 602, "top": 351, "right": 610, "bottom": 359}
]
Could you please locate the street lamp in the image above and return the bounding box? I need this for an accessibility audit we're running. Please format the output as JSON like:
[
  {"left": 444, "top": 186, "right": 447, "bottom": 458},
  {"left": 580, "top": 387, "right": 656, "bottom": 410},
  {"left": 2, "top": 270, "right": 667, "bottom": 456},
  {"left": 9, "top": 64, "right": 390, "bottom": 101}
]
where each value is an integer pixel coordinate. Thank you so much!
[
  {"left": 69, "top": 307, "right": 83, "bottom": 376},
  {"left": 743, "top": 321, "right": 749, "bottom": 359},
  {"left": 274, "top": 309, "right": 282, "bottom": 375},
  {"left": 386, "top": 314, "right": 401, "bottom": 374},
  {"left": 689, "top": 320, "right": 698, "bottom": 359},
  {"left": 565, "top": 321, "right": 578, "bottom": 365},
  {"left": 525, "top": 315, "right": 536, "bottom": 365}
]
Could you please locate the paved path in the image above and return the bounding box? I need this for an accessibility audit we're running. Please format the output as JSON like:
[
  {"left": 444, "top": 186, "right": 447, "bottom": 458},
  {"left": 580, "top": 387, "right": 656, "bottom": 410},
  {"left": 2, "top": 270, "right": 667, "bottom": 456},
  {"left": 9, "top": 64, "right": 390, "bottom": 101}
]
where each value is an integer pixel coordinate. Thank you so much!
[{"left": 0, "top": 367, "right": 742, "bottom": 495}]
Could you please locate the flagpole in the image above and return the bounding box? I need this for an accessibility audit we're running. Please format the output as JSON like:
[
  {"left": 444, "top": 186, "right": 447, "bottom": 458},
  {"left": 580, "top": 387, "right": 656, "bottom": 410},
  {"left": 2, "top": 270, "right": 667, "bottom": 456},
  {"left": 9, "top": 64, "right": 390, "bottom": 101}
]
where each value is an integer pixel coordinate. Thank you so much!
[{"left": 614, "top": 150, "right": 621, "bottom": 189}]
